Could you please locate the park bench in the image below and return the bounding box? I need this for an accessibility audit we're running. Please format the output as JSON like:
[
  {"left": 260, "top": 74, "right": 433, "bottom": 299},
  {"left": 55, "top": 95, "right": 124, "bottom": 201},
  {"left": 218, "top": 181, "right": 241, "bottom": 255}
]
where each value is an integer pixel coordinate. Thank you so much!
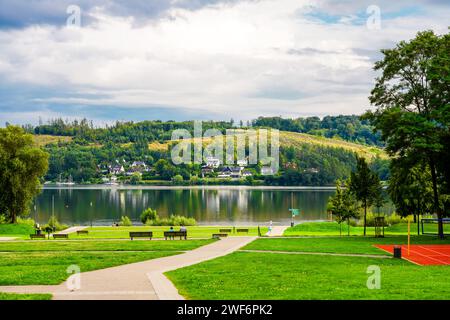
[
  {"left": 129, "top": 232, "right": 153, "bottom": 240},
  {"left": 77, "top": 230, "right": 89, "bottom": 235},
  {"left": 30, "top": 234, "right": 46, "bottom": 240},
  {"left": 236, "top": 228, "right": 249, "bottom": 234},
  {"left": 219, "top": 228, "right": 232, "bottom": 233},
  {"left": 212, "top": 233, "right": 228, "bottom": 239},
  {"left": 164, "top": 231, "right": 187, "bottom": 240},
  {"left": 53, "top": 234, "right": 69, "bottom": 239}
]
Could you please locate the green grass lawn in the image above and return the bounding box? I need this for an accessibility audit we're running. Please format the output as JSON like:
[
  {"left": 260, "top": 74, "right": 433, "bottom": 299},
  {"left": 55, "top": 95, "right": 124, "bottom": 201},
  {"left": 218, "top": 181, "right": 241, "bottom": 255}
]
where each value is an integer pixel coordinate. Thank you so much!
[
  {"left": 0, "top": 239, "right": 215, "bottom": 252},
  {"left": 80, "top": 226, "right": 266, "bottom": 239},
  {"left": 0, "top": 224, "right": 266, "bottom": 240},
  {"left": 283, "top": 221, "right": 450, "bottom": 236},
  {"left": 0, "top": 223, "right": 35, "bottom": 240},
  {"left": 0, "top": 251, "right": 179, "bottom": 286},
  {"left": 243, "top": 236, "right": 450, "bottom": 255},
  {"left": 0, "top": 238, "right": 214, "bottom": 287},
  {"left": 166, "top": 251, "right": 450, "bottom": 300},
  {"left": 0, "top": 293, "right": 52, "bottom": 300}
]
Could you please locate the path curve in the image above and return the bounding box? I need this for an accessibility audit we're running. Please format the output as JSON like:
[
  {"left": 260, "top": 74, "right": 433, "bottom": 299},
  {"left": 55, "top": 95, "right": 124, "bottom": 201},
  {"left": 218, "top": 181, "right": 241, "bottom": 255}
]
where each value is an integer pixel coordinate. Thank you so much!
[{"left": 0, "top": 236, "right": 256, "bottom": 300}]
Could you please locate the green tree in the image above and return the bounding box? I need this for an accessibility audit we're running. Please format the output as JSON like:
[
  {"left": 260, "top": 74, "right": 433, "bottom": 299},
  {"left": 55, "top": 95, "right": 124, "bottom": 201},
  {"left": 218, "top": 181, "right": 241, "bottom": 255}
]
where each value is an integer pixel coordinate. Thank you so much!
[
  {"left": 0, "top": 126, "right": 49, "bottom": 223},
  {"left": 365, "top": 30, "right": 450, "bottom": 238},
  {"left": 388, "top": 162, "right": 434, "bottom": 235},
  {"left": 140, "top": 208, "right": 158, "bottom": 224},
  {"left": 327, "top": 180, "right": 359, "bottom": 236},
  {"left": 129, "top": 172, "right": 142, "bottom": 185},
  {"left": 349, "top": 156, "right": 382, "bottom": 236}
]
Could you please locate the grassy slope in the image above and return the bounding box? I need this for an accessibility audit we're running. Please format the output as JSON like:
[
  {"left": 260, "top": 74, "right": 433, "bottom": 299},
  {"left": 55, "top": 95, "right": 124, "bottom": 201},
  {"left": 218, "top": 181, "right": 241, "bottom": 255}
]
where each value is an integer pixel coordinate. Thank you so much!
[
  {"left": 0, "top": 224, "right": 35, "bottom": 239},
  {"left": 283, "top": 221, "right": 450, "bottom": 236},
  {"left": 32, "top": 134, "right": 72, "bottom": 147},
  {"left": 167, "top": 251, "right": 450, "bottom": 300},
  {"left": 148, "top": 130, "right": 387, "bottom": 160}
]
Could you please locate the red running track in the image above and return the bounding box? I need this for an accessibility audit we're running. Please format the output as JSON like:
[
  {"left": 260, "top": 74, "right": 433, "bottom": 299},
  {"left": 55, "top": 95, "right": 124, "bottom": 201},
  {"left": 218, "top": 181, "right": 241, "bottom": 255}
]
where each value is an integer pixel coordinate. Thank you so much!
[{"left": 375, "top": 244, "right": 450, "bottom": 266}]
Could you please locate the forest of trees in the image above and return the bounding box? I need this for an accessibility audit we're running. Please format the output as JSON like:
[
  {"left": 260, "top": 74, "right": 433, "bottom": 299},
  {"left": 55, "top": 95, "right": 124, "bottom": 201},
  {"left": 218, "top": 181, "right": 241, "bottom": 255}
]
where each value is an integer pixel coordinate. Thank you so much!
[{"left": 26, "top": 115, "right": 389, "bottom": 186}]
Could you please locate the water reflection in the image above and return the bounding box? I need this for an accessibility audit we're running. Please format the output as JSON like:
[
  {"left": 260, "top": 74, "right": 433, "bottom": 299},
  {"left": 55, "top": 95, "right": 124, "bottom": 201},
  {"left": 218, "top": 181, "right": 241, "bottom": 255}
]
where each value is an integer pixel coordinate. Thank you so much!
[{"left": 32, "top": 187, "right": 395, "bottom": 226}]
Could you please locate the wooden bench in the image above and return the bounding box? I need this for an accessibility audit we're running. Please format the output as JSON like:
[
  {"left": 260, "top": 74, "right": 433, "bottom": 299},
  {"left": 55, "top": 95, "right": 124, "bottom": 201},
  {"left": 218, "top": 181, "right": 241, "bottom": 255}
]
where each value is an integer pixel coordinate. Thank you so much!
[
  {"left": 53, "top": 234, "right": 69, "bottom": 239},
  {"left": 164, "top": 231, "right": 187, "bottom": 240},
  {"left": 236, "top": 228, "right": 249, "bottom": 234},
  {"left": 212, "top": 233, "right": 228, "bottom": 239},
  {"left": 219, "top": 229, "right": 232, "bottom": 233},
  {"left": 77, "top": 230, "right": 89, "bottom": 235},
  {"left": 129, "top": 232, "right": 153, "bottom": 240},
  {"left": 30, "top": 234, "right": 46, "bottom": 240}
]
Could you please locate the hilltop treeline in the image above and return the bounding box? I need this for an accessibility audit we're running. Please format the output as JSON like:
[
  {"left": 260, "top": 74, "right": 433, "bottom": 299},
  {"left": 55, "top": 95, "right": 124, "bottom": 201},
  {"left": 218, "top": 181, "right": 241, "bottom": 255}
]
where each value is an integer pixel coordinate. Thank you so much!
[
  {"left": 252, "top": 115, "right": 382, "bottom": 146},
  {"left": 25, "top": 115, "right": 381, "bottom": 146}
]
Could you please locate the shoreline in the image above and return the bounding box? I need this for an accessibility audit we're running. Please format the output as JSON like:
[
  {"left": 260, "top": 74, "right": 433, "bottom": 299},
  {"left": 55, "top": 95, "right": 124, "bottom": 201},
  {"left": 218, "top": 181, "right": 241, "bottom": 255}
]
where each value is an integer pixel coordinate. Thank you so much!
[{"left": 42, "top": 184, "right": 336, "bottom": 191}]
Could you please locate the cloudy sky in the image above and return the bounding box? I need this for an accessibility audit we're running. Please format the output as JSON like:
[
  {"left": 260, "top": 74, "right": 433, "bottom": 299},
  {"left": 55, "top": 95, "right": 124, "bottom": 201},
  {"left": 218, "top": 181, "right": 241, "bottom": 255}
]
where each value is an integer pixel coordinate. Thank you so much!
[{"left": 0, "top": 0, "right": 448, "bottom": 125}]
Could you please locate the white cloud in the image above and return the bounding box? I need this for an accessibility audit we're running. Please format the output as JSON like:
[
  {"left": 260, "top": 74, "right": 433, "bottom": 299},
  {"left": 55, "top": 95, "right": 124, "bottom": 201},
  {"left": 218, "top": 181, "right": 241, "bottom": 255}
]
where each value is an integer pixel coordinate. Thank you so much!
[{"left": 0, "top": 0, "right": 449, "bottom": 122}]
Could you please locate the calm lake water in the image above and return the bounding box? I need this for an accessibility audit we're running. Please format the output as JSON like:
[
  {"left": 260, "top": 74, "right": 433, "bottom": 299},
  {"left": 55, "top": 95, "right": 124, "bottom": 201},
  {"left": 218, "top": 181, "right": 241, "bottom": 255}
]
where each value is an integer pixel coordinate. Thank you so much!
[{"left": 32, "top": 186, "right": 395, "bottom": 226}]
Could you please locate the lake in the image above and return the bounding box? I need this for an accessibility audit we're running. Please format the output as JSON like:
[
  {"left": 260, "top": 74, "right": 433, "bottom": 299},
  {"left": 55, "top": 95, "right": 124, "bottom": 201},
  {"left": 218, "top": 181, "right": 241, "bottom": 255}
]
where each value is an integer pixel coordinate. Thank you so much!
[{"left": 31, "top": 186, "right": 395, "bottom": 226}]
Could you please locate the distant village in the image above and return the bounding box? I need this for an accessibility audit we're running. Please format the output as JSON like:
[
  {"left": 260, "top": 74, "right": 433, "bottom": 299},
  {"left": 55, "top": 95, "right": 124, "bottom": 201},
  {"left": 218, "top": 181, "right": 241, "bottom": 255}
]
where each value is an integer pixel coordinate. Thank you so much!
[{"left": 92, "top": 157, "right": 278, "bottom": 185}]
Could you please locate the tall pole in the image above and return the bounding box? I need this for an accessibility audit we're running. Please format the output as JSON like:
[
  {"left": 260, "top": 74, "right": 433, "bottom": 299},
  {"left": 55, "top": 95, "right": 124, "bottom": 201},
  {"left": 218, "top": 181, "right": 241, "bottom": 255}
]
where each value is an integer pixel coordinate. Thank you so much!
[
  {"left": 407, "top": 219, "right": 411, "bottom": 256},
  {"left": 290, "top": 192, "right": 294, "bottom": 227},
  {"left": 52, "top": 194, "right": 55, "bottom": 228}
]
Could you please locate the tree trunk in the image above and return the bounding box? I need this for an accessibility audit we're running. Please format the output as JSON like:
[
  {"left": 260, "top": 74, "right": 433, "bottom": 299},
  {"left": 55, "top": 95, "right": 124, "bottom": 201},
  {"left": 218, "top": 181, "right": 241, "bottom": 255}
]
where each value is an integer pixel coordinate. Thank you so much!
[
  {"left": 429, "top": 156, "right": 444, "bottom": 239},
  {"left": 363, "top": 199, "right": 367, "bottom": 236},
  {"left": 347, "top": 218, "right": 350, "bottom": 236},
  {"left": 11, "top": 210, "right": 17, "bottom": 224}
]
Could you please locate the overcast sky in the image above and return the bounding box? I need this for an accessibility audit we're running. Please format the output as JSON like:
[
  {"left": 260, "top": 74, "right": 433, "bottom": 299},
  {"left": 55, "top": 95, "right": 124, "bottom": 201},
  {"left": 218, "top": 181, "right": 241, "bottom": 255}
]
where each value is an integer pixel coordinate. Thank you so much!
[{"left": 0, "top": 0, "right": 449, "bottom": 125}]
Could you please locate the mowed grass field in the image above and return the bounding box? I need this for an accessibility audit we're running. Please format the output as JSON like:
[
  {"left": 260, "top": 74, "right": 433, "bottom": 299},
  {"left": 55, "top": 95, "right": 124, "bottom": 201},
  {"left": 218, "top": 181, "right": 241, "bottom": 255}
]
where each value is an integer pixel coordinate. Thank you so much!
[
  {"left": 72, "top": 226, "right": 265, "bottom": 239},
  {"left": 167, "top": 235, "right": 450, "bottom": 300},
  {"left": 243, "top": 236, "right": 450, "bottom": 255},
  {"left": 167, "top": 251, "right": 450, "bottom": 300},
  {"left": 0, "top": 239, "right": 213, "bottom": 287}
]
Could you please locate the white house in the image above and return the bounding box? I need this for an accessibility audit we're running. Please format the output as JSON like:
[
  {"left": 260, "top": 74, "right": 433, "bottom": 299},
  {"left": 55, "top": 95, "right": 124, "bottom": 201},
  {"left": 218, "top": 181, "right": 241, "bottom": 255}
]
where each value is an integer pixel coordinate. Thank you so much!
[
  {"left": 110, "top": 165, "right": 125, "bottom": 175},
  {"left": 261, "top": 166, "right": 275, "bottom": 175},
  {"left": 205, "top": 157, "right": 221, "bottom": 168},
  {"left": 237, "top": 159, "right": 248, "bottom": 167}
]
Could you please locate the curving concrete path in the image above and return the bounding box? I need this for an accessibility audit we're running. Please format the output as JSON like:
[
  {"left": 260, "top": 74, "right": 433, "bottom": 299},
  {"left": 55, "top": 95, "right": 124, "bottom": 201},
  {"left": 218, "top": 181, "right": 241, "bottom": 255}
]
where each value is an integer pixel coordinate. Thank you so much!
[
  {"left": 268, "top": 226, "right": 289, "bottom": 237},
  {"left": 0, "top": 236, "right": 256, "bottom": 300},
  {"left": 55, "top": 226, "right": 88, "bottom": 235}
]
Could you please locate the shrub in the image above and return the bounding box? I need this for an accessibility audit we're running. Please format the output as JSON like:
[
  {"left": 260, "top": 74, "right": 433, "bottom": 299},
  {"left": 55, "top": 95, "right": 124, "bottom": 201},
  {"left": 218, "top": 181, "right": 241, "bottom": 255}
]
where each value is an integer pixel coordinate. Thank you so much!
[
  {"left": 140, "top": 208, "right": 158, "bottom": 224},
  {"left": 43, "top": 216, "right": 68, "bottom": 231},
  {"left": 145, "top": 215, "right": 196, "bottom": 226},
  {"left": 119, "top": 216, "right": 133, "bottom": 226}
]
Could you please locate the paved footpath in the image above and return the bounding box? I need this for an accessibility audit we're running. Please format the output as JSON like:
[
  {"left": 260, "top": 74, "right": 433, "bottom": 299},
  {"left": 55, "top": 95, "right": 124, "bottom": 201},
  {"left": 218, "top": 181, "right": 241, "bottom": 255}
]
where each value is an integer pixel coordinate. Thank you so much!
[
  {"left": 55, "top": 226, "right": 88, "bottom": 235},
  {"left": 268, "top": 226, "right": 289, "bottom": 237},
  {"left": 0, "top": 236, "right": 256, "bottom": 300}
]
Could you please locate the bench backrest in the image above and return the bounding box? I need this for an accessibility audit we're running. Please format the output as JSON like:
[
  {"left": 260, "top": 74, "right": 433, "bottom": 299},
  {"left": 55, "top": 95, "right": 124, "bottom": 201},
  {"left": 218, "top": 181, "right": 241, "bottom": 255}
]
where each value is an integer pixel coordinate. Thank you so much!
[
  {"left": 219, "top": 229, "right": 232, "bottom": 233},
  {"left": 129, "top": 232, "right": 153, "bottom": 237},
  {"left": 164, "top": 231, "right": 187, "bottom": 236},
  {"left": 236, "top": 229, "right": 249, "bottom": 232},
  {"left": 53, "top": 234, "right": 68, "bottom": 238}
]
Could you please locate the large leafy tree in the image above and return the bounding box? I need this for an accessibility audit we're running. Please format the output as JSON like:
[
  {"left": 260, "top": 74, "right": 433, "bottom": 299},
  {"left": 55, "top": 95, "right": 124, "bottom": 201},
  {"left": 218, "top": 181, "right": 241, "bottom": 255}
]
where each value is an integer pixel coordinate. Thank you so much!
[
  {"left": 388, "top": 161, "right": 434, "bottom": 235},
  {"left": 0, "top": 126, "right": 49, "bottom": 223},
  {"left": 349, "top": 156, "right": 382, "bottom": 236},
  {"left": 365, "top": 30, "right": 450, "bottom": 239}
]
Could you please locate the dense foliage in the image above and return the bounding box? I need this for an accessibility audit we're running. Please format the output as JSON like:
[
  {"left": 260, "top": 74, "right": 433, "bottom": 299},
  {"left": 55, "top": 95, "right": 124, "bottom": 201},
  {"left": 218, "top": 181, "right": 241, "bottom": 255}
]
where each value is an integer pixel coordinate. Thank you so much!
[
  {"left": 0, "top": 126, "right": 49, "bottom": 223},
  {"left": 252, "top": 115, "right": 382, "bottom": 146}
]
